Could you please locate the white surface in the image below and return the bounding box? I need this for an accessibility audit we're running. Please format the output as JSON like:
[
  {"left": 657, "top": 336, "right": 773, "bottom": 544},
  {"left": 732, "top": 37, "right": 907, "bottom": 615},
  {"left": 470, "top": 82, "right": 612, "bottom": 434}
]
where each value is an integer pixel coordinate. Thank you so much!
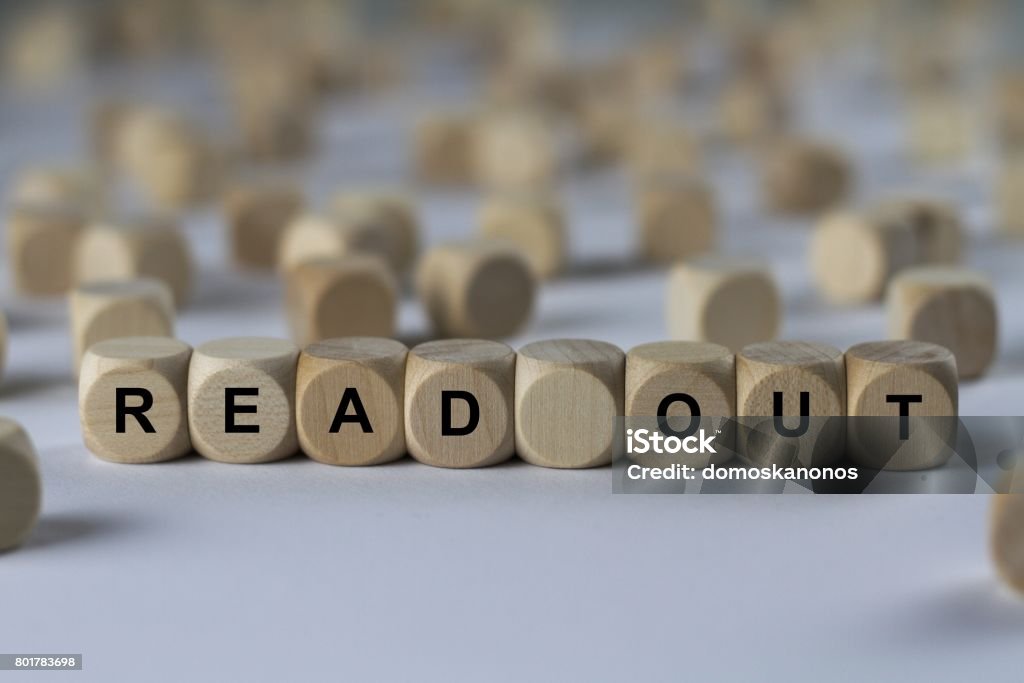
[{"left": 2, "top": 39, "right": 1024, "bottom": 682}]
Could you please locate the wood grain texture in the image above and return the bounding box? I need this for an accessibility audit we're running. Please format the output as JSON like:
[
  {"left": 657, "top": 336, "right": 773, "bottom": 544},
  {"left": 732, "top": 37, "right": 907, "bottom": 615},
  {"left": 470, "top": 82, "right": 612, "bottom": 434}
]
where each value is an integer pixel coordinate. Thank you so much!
[
  {"left": 223, "top": 180, "right": 304, "bottom": 270},
  {"left": 635, "top": 174, "right": 716, "bottom": 264},
  {"left": 416, "top": 241, "right": 536, "bottom": 339},
  {"left": 73, "top": 215, "right": 193, "bottom": 308},
  {"left": 79, "top": 336, "right": 192, "bottom": 463},
  {"left": 737, "top": 341, "right": 846, "bottom": 467},
  {"left": 887, "top": 266, "right": 997, "bottom": 379},
  {"left": 331, "top": 191, "right": 420, "bottom": 274},
  {"left": 846, "top": 340, "right": 958, "bottom": 471},
  {"left": 0, "top": 417, "right": 41, "bottom": 552},
  {"left": 414, "top": 113, "right": 477, "bottom": 186},
  {"left": 69, "top": 278, "right": 175, "bottom": 375},
  {"left": 479, "top": 191, "right": 566, "bottom": 280},
  {"left": 188, "top": 337, "right": 299, "bottom": 463},
  {"left": 626, "top": 341, "right": 734, "bottom": 465},
  {"left": 810, "top": 210, "right": 919, "bottom": 304},
  {"left": 761, "top": 138, "right": 851, "bottom": 214},
  {"left": 515, "top": 339, "right": 625, "bottom": 468},
  {"left": 284, "top": 255, "right": 397, "bottom": 346},
  {"left": 7, "top": 202, "right": 84, "bottom": 296},
  {"left": 405, "top": 339, "right": 516, "bottom": 468},
  {"left": 666, "top": 256, "right": 780, "bottom": 352},
  {"left": 296, "top": 337, "right": 407, "bottom": 466}
]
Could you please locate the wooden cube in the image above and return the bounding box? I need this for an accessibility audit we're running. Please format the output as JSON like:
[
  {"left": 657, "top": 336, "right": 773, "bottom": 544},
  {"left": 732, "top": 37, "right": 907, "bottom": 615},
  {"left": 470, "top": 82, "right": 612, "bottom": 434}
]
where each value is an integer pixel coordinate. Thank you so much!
[
  {"left": 736, "top": 341, "right": 846, "bottom": 468},
  {"left": 907, "top": 92, "right": 972, "bottom": 165},
  {"left": 227, "top": 54, "right": 316, "bottom": 162},
  {"left": 666, "top": 256, "right": 780, "bottom": 351},
  {"left": 405, "top": 339, "right": 516, "bottom": 468},
  {"left": 515, "top": 339, "right": 624, "bottom": 468},
  {"left": 0, "top": 418, "right": 41, "bottom": 552},
  {"left": 284, "top": 256, "right": 398, "bottom": 347},
  {"left": 10, "top": 166, "right": 104, "bottom": 214},
  {"left": 874, "top": 197, "right": 962, "bottom": 265},
  {"left": 331, "top": 191, "right": 420, "bottom": 274},
  {"left": 416, "top": 241, "right": 536, "bottom": 339},
  {"left": 635, "top": 174, "right": 716, "bottom": 264},
  {"left": 69, "top": 279, "right": 175, "bottom": 375},
  {"left": 718, "top": 77, "right": 788, "bottom": 144},
  {"left": 478, "top": 192, "right": 566, "bottom": 279},
  {"left": 223, "top": 180, "right": 304, "bottom": 270},
  {"left": 997, "top": 162, "right": 1024, "bottom": 236},
  {"left": 810, "top": 210, "right": 919, "bottom": 304},
  {"left": 296, "top": 337, "right": 407, "bottom": 466},
  {"left": 7, "top": 202, "right": 84, "bottom": 296},
  {"left": 761, "top": 138, "right": 851, "bottom": 214},
  {"left": 414, "top": 114, "right": 477, "bottom": 186},
  {"left": 846, "top": 341, "right": 958, "bottom": 471},
  {"left": 79, "top": 336, "right": 192, "bottom": 463},
  {"left": 188, "top": 337, "right": 299, "bottom": 463},
  {"left": 74, "top": 215, "right": 193, "bottom": 308},
  {"left": 0, "top": 310, "right": 7, "bottom": 380},
  {"left": 279, "top": 207, "right": 415, "bottom": 275},
  {"left": 625, "top": 121, "right": 700, "bottom": 180},
  {"left": 473, "top": 111, "right": 558, "bottom": 191},
  {"left": 887, "top": 266, "right": 997, "bottom": 379},
  {"left": 991, "top": 482, "right": 1024, "bottom": 594},
  {"left": 625, "top": 341, "right": 734, "bottom": 466}
]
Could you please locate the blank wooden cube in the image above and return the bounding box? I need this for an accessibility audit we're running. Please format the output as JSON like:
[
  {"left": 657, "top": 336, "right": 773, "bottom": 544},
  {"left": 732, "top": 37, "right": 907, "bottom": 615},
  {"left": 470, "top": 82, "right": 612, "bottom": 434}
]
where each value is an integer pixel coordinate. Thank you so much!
[
  {"left": 625, "top": 121, "right": 700, "bottom": 180},
  {"left": 761, "top": 138, "right": 851, "bottom": 214},
  {"left": 0, "top": 418, "right": 41, "bottom": 552},
  {"left": 997, "top": 162, "right": 1024, "bottom": 236},
  {"left": 7, "top": 202, "right": 85, "bottom": 296},
  {"left": 10, "top": 166, "right": 104, "bottom": 213},
  {"left": 69, "top": 279, "right": 175, "bottom": 375},
  {"left": 625, "top": 341, "right": 734, "bottom": 466},
  {"left": 874, "top": 197, "right": 962, "bottom": 265},
  {"left": 188, "top": 337, "right": 299, "bottom": 464},
  {"left": 736, "top": 341, "right": 845, "bottom": 467},
  {"left": 284, "top": 256, "right": 398, "bottom": 347},
  {"left": 636, "top": 174, "right": 716, "bottom": 264},
  {"left": 995, "top": 73, "right": 1024, "bottom": 152},
  {"left": 223, "top": 180, "right": 304, "bottom": 270},
  {"left": 331, "top": 191, "right": 420, "bottom": 274},
  {"left": 515, "top": 339, "right": 624, "bottom": 468},
  {"left": 296, "top": 337, "right": 407, "bottom": 466},
  {"left": 846, "top": 340, "right": 958, "bottom": 471},
  {"left": 887, "top": 266, "right": 997, "bottom": 380},
  {"left": 810, "top": 210, "right": 919, "bottom": 304},
  {"left": 478, "top": 192, "right": 566, "bottom": 279},
  {"left": 228, "top": 54, "right": 316, "bottom": 162},
  {"left": 414, "top": 114, "right": 477, "bottom": 186},
  {"left": 74, "top": 215, "right": 193, "bottom": 309},
  {"left": 991, "top": 483, "right": 1024, "bottom": 595},
  {"left": 416, "top": 241, "right": 536, "bottom": 339},
  {"left": 907, "top": 92, "right": 972, "bottom": 165},
  {"left": 718, "top": 77, "right": 788, "bottom": 144},
  {"left": 666, "top": 256, "right": 780, "bottom": 352},
  {"left": 473, "top": 111, "right": 558, "bottom": 191},
  {"left": 78, "top": 336, "right": 191, "bottom": 463},
  {"left": 405, "top": 339, "right": 516, "bottom": 468}
]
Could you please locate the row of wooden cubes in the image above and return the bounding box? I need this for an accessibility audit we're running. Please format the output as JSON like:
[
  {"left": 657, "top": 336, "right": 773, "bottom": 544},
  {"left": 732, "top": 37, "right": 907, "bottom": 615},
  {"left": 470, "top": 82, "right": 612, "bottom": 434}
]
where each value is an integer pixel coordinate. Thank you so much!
[{"left": 80, "top": 336, "right": 958, "bottom": 471}]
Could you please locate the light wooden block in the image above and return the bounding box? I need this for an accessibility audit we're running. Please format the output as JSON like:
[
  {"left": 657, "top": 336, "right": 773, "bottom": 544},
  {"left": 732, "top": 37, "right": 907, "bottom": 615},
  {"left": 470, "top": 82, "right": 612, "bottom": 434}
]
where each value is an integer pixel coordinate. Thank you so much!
[
  {"left": 414, "top": 114, "right": 477, "bottom": 186},
  {"left": 0, "top": 418, "right": 41, "bottom": 552},
  {"left": 188, "top": 337, "right": 299, "bottom": 464},
  {"left": 478, "top": 192, "right": 566, "bottom": 279},
  {"left": 473, "top": 111, "right": 558, "bottom": 191},
  {"left": 736, "top": 341, "right": 845, "bottom": 467},
  {"left": 636, "top": 174, "right": 716, "bottom": 264},
  {"left": 874, "top": 197, "right": 962, "bottom": 265},
  {"left": 810, "top": 210, "right": 919, "bottom": 304},
  {"left": 515, "top": 339, "right": 625, "bottom": 468},
  {"left": 907, "top": 93, "right": 972, "bottom": 165},
  {"left": 223, "top": 181, "right": 304, "bottom": 270},
  {"left": 0, "top": 309, "right": 7, "bottom": 380},
  {"left": 625, "top": 341, "right": 734, "bottom": 466},
  {"left": 416, "top": 241, "right": 536, "bottom": 339},
  {"left": 331, "top": 191, "right": 421, "bottom": 274},
  {"left": 79, "top": 336, "right": 192, "bottom": 463},
  {"left": 666, "top": 256, "right": 780, "bottom": 352},
  {"left": 279, "top": 207, "right": 415, "bottom": 275},
  {"left": 10, "top": 166, "right": 104, "bottom": 214},
  {"left": 227, "top": 55, "right": 315, "bottom": 162},
  {"left": 625, "top": 121, "right": 700, "bottom": 180},
  {"left": 887, "top": 266, "right": 997, "bottom": 380},
  {"left": 997, "top": 162, "right": 1024, "bottom": 236},
  {"left": 284, "top": 256, "right": 398, "bottom": 347},
  {"left": 995, "top": 74, "right": 1024, "bottom": 152},
  {"left": 761, "top": 139, "right": 851, "bottom": 214},
  {"left": 74, "top": 215, "right": 193, "bottom": 309},
  {"left": 7, "top": 202, "right": 84, "bottom": 296},
  {"left": 846, "top": 340, "right": 958, "bottom": 471},
  {"left": 69, "top": 279, "right": 175, "bottom": 375},
  {"left": 718, "top": 77, "right": 788, "bottom": 144},
  {"left": 405, "top": 339, "right": 516, "bottom": 468},
  {"left": 991, "top": 482, "right": 1024, "bottom": 595},
  {"left": 296, "top": 337, "right": 407, "bottom": 466}
]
